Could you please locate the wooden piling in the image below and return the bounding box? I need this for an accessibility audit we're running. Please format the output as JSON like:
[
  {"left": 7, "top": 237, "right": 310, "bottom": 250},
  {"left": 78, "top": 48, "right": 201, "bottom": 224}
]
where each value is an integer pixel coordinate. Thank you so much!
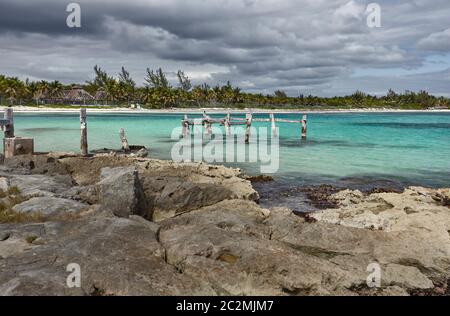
[
  {"left": 301, "top": 114, "right": 307, "bottom": 139},
  {"left": 245, "top": 113, "right": 252, "bottom": 144},
  {"left": 182, "top": 115, "right": 189, "bottom": 138},
  {"left": 270, "top": 113, "right": 277, "bottom": 137},
  {"left": 80, "top": 109, "right": 88, "bottom": 156},
  {"left": 225, "top": 112, "right": 231, "bottom": 135},
  {"left": 4, "top": 108, "right": 14, "bottom": 138},
  {"left": 119, "top": 128, "right": 130, "bottom": 151}
]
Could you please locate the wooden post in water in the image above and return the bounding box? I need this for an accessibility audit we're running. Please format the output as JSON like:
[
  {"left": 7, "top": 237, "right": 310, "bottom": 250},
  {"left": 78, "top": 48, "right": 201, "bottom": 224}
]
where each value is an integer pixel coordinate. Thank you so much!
[
  {"left": 224, "top": 112, "right": 231, "bottom": 136},
  {"left": 245, "top": 113, "right": 252, "bottom": 144},
  {"left": 182, "top": 114, "right": 189, "bottom": 138},
  {"left": 270, "top": 113, "right": 277, "bottom": 137},
  {"left": 119, "top": 128, "right": 130, "bottom": 151},
  {"left": 203, "top": 111, "right": 212, "bottom": 135},
  {"left": 301, "top": 114, "right": 307, "bottom": 139},
  {"left": 80, "top": 109, "right": 88, "bottom": 156},
  {"left": 4, "top": 108, "right": 14, "bottom": 138}
]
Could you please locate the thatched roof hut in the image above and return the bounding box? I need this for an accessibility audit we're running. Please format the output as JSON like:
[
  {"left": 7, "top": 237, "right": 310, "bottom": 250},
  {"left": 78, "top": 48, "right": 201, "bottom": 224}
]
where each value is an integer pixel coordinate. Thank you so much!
[
  {"left": 63, "top": 85, "right": 94, "bottom": 103},
  {"left": 94, "top": 87, "right": 106, "bottom": 101}
]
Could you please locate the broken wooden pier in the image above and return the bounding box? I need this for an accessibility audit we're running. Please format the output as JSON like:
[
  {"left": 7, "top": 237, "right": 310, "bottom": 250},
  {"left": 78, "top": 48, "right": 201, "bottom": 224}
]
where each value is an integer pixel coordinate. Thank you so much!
[{"left": 181, "top": 111, "right": 308, "bottom": 143}]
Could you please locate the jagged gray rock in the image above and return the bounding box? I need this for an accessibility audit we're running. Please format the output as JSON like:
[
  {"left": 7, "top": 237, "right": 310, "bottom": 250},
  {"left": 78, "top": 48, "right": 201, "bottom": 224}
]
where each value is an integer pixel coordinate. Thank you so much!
[{"left": 99, "top": 167, "right": 149, "bottom": 218}]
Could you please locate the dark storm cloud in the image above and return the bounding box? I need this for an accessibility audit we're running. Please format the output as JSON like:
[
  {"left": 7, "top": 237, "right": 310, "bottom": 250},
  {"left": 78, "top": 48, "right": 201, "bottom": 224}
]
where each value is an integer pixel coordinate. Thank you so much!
[{"left": 0, "top": 0, "right": 449, "bottom": 95}]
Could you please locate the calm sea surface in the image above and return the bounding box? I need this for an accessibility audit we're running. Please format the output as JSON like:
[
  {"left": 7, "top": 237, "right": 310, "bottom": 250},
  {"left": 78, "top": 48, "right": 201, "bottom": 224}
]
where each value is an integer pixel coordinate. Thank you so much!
[{"left": 7, "top": 112, "right": 450, "bottom": 203}]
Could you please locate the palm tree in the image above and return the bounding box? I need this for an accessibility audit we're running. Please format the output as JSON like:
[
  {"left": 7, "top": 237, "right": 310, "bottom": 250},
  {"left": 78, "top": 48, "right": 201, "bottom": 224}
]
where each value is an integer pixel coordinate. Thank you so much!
[
  {"left": 35, "top": 80, "right": 50, "bottom": 104},
  {"left": 118, "top": 67, "right": 136, "bottom": 106},
  {"left": 49, "top": 80, "right": 63, "bottom": 98},
  {"left": 0, "top": 75, "right": 6, "bottom": 105},
  {"left": 4, "top": 77, "right": 24, "bottom": 105},
  {"left": 104, "top": 78, "right": 118, "bottom": 105}
]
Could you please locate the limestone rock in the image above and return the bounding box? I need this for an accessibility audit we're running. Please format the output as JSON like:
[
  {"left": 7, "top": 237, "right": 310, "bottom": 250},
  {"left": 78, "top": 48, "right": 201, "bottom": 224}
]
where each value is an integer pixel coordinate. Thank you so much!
[
  {"left": 0, "top": 216, "right": 214, "bottom": 296},
  {"left": 13, "top": 197, "right": 88, "bottom": 218},
  {"left": 383, "top": 264, "right": 434, "bottom": 290},
  {"left": 99, "top": 167, "right": 149, "bottom": 218},
  {"left": 0, "top": 177, "right": 9, "bottom": 192},
  {"left": 8, "top": 174, "right": 73, "bottom": 198},
  {"left": 58, "top": 185, "right": 99, "bottom": 205},
  {"left": 144, "top": 177, "right": 237, "bottom": 222},
  {"left": 1, "top": 154, "right": 450, "bottom": 296}
]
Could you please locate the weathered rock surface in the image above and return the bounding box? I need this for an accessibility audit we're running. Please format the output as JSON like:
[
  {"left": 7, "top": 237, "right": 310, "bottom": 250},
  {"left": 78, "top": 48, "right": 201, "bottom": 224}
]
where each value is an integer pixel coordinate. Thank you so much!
[
  {"left": 13, "top": 197, "right": 88, "bottom": 219},
  {"left": 7, "top": 174, "right": 73, "bottom": 198},
  {"left": 0, "top": 216, "right": 214, "bottom": 295},
  {"left": 99, "top": 167, "right": 148, "bottom": 218},
  {"left": 144, "top": 177, "right": 237, "bottom": 222},
  {"left": 0, "top": 154, "right": 449, "bottom": 296}
]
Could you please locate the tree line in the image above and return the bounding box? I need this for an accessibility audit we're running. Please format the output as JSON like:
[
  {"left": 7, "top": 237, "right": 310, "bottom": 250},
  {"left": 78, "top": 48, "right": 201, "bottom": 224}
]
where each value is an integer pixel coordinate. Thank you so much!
[{"left": 0, "top": 66, "right": 448, "bottom": 109}]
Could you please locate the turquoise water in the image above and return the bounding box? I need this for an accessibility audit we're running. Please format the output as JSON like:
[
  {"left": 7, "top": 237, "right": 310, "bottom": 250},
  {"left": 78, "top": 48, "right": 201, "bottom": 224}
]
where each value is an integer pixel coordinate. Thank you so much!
[{"left": 8, "top": 112, "right": 450, "bottom": 189}]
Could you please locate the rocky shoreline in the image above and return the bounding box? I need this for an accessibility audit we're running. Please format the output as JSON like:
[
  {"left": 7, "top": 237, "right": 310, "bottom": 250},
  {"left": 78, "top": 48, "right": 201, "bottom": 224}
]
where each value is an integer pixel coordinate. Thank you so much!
[{"left": 0, "top": 153, "right": 449, "bottom": 296}]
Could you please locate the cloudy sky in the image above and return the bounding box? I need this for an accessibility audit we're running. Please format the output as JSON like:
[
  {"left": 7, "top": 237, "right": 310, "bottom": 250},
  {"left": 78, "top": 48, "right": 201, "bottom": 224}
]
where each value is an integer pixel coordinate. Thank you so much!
[{"left": 0, "top": 0, "right": 449, "bottom": 96}]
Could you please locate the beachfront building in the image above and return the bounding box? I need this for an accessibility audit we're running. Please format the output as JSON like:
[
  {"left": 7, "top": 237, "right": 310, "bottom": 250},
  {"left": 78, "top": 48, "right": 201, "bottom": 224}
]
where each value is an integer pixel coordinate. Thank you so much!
[
  {"left": 93, "top": 87, "right": 108, "bottom": 106},
  {"left": 62, "top": 85, "right": 95, "bottom": 105},
  {"left": 34, "top": 85, "right": 112, "bottom": 106}
]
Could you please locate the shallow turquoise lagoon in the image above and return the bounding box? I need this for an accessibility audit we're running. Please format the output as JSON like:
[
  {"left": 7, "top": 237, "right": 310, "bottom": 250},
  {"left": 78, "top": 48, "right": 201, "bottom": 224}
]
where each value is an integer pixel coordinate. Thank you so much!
[{"left": 8, "top": 112, "right": 450, "bottom": 189}]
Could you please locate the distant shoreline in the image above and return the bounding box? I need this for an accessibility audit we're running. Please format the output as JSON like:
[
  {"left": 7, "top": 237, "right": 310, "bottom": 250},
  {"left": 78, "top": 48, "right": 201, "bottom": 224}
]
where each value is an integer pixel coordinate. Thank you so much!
[{"left": 2, "top": 106, "right": 450, "bottom": 115}]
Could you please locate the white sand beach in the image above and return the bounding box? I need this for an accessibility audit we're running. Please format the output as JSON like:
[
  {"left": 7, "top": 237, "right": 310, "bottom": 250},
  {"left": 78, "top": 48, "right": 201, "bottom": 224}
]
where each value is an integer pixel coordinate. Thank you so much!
[{"left": 2, "top": 105, "right": 450, "bottom": 114}]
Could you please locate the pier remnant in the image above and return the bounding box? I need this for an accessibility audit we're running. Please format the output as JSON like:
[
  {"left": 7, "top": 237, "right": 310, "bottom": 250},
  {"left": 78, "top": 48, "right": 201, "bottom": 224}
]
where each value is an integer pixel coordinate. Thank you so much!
[
  {"left": 1, "top": 108, "right": 34, "bottom": 158},
  {"left": 179, "top": 111, "right": 308, "bottom": 141},
  {"left": 4, "top": 137, "right": 34, "bottom": 159},
  {"left": 181, "top": 114, "right": 189, "bottom": 138},
  {"left": 270, "top": 113, "right": 277, "bottom": 137},
  {"left": 225, "top": 112, "right": 231, "bottom": 136},
  {"left": 4, "top": 108, "right": 14, "bottom": 138},
  {"left": 80, "top": 108, "right": 88, "bottom": 156},
  {"left": 203, "top": 111, "right": 212, "bottom": 135},
  {"left": 245, "top": 113, "right": 253, "bottom": 144},
  {"left": 119, "top": 128, "right": 130, "bottom": 151},
  {"left": 301, "top": 115, "right": 307, "bottom": 139}
]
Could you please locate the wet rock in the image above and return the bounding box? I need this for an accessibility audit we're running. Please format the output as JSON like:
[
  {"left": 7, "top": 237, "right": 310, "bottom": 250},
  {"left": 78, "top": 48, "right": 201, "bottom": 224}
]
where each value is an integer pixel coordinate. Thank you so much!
[
  {"left": 245, "top": 175, "right": 274, "bottom": 183},
  {"left": 298, "top": 184, "right": 341, "bottom": 209},
  {"left": 99, "top": 167, "right": 149, "bottom": 218},
  {"left": 433, "top": 189, "right": 450, "bottom": 206},
  {"left": 135, "top": 148, "right": 149, "bottom": 158},
  {"left": 330, "top": 189, "right": 365, "bottom": 207}
]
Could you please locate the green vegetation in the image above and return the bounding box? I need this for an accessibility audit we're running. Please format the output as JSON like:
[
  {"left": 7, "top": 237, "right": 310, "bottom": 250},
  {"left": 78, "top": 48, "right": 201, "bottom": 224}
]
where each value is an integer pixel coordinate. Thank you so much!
[{"left": 0, "top": 67, "right": 449, "bottom": 110}]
